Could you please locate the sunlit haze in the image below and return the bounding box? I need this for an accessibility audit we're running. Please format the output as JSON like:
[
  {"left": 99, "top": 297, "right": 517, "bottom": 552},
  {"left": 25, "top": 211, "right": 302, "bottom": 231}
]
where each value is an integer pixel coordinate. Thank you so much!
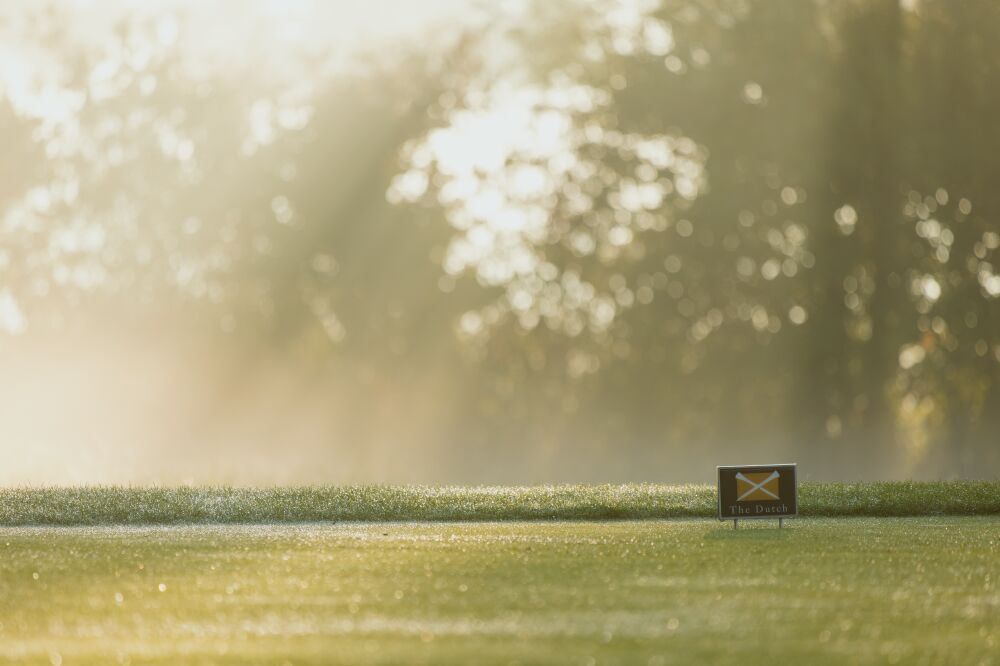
[{"left": 2, "top": 0, "right": 999, "bottom": 485}]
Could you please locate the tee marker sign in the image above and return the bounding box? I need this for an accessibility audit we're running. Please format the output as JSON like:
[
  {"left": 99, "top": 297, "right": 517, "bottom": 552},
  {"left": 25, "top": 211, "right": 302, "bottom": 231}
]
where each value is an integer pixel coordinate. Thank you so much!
[{"left": 717, "top": 463, "right": 797, "bottom": 528}]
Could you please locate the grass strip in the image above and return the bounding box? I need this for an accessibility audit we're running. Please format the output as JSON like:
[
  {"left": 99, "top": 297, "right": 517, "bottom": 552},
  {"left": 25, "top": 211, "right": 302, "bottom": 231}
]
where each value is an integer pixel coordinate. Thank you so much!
[{"left": 0, "top": 481, "right": 997, "bottom": 525}]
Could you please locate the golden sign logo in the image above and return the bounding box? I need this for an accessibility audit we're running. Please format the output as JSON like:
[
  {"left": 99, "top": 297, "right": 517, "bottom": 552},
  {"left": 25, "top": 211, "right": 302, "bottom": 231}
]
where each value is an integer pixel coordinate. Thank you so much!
[{"left": 736, "top": 470, "right": 780, "bottom": 502}]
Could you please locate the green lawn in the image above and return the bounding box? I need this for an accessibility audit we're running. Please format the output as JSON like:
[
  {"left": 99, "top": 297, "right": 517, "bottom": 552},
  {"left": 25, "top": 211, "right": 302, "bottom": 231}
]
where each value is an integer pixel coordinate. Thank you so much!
[
  {"left": 1, "top": 517, "right": 997, "bottom": 665},
  {"left": 1, "top": 482, "right": 998, "bottom": 525}
]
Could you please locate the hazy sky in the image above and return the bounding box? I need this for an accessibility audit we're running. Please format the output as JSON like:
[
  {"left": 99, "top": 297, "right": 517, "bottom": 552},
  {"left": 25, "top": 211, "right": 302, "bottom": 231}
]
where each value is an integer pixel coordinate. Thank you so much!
[
  {"left": 1, "top": 0, "right": 480, "bottom": 54},
  {"left": 0, "top": 0, "right": 486, "bottom": 115}
]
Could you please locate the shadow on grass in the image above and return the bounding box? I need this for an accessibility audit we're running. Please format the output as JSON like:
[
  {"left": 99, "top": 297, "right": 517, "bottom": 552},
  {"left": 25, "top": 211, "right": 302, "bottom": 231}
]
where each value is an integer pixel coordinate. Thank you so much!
[{"left": 703, "top": 523, "right": 792, "bottom": 541}]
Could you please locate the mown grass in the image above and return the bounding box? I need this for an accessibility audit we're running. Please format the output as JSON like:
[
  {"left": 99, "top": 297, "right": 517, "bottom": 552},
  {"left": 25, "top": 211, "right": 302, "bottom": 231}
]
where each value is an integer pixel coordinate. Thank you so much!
[
  {"left": 1, "top": 518, "right": 998, "bottom": 665},
  {"left": 0, "top": 481, "right": 997, "bottom": 525}
]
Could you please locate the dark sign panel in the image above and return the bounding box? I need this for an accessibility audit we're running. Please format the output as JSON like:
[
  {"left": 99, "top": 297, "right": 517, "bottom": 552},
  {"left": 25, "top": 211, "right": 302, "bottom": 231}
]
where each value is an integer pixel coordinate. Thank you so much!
[{"left": 717, "top": 464, "right": 797, "bottom": 520}]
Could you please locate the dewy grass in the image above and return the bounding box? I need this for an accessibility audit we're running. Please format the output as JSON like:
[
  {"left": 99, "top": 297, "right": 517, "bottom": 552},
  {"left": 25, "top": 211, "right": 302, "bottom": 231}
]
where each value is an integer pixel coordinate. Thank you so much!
[
  {"left": 0, "top": 481, "right": 997, "bottom": 525},
  {"left": 1, "top": 519, "right": 998, "bottom": 665}
]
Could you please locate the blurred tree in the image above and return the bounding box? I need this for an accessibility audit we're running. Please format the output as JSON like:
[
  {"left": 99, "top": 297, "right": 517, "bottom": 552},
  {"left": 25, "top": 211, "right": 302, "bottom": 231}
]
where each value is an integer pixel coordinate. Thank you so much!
[
  {"left": 390, "top": 0, "right": 1000, "bottom": 477},
  {"left": 4, "top": 0, "right": 1000, "bottom": 479}
]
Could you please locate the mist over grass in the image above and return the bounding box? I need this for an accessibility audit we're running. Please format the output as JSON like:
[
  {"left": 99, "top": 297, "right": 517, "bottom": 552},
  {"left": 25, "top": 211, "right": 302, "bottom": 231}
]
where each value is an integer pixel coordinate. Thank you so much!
[{"left": 0, "top": 482, "right": 997, "bottom": 525}]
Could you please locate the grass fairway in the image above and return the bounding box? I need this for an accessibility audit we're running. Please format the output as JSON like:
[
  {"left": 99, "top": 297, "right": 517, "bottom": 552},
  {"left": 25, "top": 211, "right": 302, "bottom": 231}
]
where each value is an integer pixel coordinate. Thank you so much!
[{"left": 1, "top": 517, "right": 997, "bottom": 665}]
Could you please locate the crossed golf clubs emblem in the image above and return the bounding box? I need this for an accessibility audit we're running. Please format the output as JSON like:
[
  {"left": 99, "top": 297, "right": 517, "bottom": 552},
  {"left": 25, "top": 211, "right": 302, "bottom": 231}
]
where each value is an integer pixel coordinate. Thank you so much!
[{"left": 736, "top": 470, "right": 780, "bottom": 501}]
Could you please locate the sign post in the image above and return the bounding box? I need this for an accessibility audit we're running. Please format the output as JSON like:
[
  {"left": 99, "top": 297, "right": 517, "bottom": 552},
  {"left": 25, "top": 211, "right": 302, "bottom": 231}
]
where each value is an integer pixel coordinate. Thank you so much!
[{"left": 717, "top": 463, "right": 797, "bottom": 528}]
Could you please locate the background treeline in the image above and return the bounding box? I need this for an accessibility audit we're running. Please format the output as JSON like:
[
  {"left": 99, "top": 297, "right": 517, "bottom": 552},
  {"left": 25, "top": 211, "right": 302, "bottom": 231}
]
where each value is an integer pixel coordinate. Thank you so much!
[{"left": 2, "top": 0, "right": 999, "bottom": 481}]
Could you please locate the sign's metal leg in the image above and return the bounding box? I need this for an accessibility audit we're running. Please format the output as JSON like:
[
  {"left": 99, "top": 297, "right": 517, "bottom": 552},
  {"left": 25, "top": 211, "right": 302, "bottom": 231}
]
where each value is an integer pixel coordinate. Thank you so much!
[
  {"left": 779, "top": 517, "right": 783, "bottom": 529},
  {"left": 733, "top": 519, "right": 738, "bottom": 530}
]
